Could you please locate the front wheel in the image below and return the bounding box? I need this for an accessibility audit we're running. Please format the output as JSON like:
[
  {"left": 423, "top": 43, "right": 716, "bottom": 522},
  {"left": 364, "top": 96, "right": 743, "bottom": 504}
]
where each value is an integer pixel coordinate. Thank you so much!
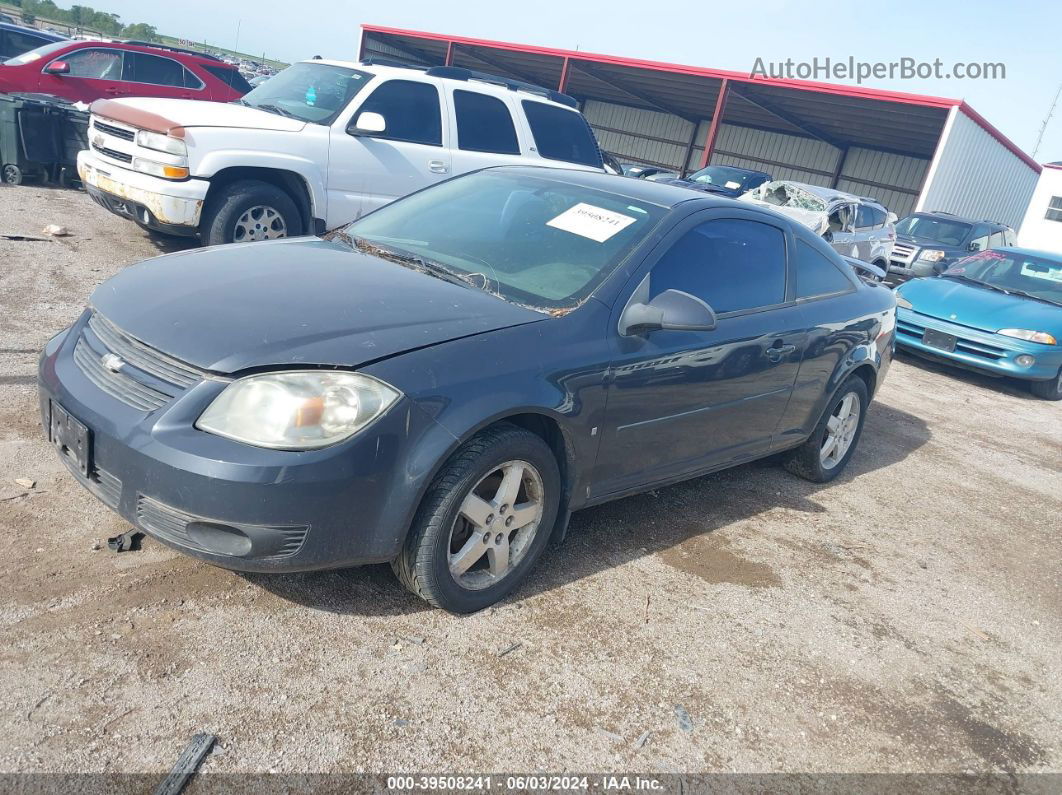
[
  {"left": 392, "top": 424, "right": 561, "bottom": 613},
  {"left": 2, "top": 164, "right": 23, "bottom": 185},
  {"left": 1029, "top": 369, "right": 1062, "bottom": 401},
  {"left": 199, "top": 179, "right": 301, "bottom": 246},
  {"left": 782, "top": 376, "right": 869, "bottom": 483}
]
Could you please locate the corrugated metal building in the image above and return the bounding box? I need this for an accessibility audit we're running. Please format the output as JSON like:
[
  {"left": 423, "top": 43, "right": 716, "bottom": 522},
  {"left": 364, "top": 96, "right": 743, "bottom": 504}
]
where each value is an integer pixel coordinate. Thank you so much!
[{"left": 358, "top": 26, "right": 1040, "bottom": 228}]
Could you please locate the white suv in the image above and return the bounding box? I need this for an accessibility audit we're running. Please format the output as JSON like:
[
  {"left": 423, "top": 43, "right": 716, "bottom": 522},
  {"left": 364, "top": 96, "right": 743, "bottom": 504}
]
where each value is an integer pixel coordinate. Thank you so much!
[{"left": 77, "top": 61, "right": 605, "bottom": 245}]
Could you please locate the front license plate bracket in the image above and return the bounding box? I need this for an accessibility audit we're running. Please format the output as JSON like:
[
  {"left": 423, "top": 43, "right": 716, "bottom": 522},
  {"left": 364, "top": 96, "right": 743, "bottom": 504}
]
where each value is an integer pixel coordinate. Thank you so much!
[
  {"left": 50, "top": 401, "right": 92, "bottom": 476},
  {"left": 922, "top": 328, "right": 957, "bottom": 353}
]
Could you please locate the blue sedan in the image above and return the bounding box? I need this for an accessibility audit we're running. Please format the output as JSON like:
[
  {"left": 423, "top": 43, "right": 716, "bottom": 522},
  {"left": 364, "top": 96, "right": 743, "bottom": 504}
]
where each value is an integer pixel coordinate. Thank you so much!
[
  {"left": 39, "top": 167, "right": 895, "bottom": 612},
  {"left": 894, "top": 247, "right": 1062, "bottom": 399}
]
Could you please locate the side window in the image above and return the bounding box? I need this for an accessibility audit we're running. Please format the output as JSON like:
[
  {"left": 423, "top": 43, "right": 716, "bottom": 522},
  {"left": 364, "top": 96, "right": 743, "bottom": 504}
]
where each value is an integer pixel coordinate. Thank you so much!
[
  {"left": 988, "top": 230, "right": 1006, "bottom": 249},
  {"left": 968, "top": 225, "right": 991, "bottom": 252},
  {"left": 203, "top": 64, "right": 252, "bottom": 93},
  {"left": 828, "top": 204, "right": 853, "bottom": 233},
  {"left": 870, "top": 207, "right": 888, "bottom": 227},
  {"left": 794, "top": 240, "right": 853, "bottom": 299},
  {"left": 1004, "top": 229, "right": 1017, "bottom": 246},
  {"left": 650, "top": 218, "right": 787, "bottom": 314},
  {"left": 122, "top": 51, "right": 186, "bottom": 87},
  {"left": 521, "top": 100, "right": 602, "bottom": 167},
  {"left": 855, "top": 204, "right": 877, "bottom": 230},
  {"left": 1046, "top": 196, "right": 1062, "bottom": 222},
  {"left": 59, "top": 48, "right": 123, "bottom": 80},
  {"left": 453, "top": 90, "right": 519, "bottom": 154},
  {"left": 356, "top": 80, "right": 442, "bottom": 146},
  {"left": 7, "top": 29, "right": 48, "bottom": 56}
]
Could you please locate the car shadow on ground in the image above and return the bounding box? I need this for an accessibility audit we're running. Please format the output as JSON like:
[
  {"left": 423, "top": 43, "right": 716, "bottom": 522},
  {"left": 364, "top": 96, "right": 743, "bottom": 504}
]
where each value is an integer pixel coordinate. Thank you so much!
[
  {"left": 142, "top": 229, "right": 200, "bottom": 255},
  {"left": 248, "top": 402, "right": 932, "bottom": 616},
  {"left": 895, "top": 349, "right": 1041, "bottom": 401}
]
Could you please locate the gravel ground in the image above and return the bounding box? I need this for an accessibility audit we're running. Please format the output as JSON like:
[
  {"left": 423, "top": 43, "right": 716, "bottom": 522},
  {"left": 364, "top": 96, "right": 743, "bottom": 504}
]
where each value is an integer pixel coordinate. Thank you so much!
[{"left": 1, "top": 185, "right": 1059, "bottom": 779}]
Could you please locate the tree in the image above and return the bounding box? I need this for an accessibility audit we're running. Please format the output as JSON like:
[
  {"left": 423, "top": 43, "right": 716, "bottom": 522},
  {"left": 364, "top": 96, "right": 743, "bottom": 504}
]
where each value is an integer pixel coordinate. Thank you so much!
[{"left": 121, "top": 22, "right": 158, "bottom": 41}]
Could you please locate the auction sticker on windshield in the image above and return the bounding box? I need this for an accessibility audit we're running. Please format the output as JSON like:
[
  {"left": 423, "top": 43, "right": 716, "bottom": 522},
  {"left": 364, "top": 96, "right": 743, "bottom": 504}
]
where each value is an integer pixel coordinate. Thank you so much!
[{"left": 547, "top": 203, "right": 637, "bottom": 242}]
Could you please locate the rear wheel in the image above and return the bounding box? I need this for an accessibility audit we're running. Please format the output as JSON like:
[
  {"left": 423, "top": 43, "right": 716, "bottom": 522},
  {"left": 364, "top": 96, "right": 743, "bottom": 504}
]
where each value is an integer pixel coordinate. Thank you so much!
[
  {"left": 2, "top": 164, "right": 23, "bottom": 185},
  {"left": 392, "top": 424, "right": 560, "bottom": 613},
  {"left": 1029, "top": 369, "right": 1062, "bottom": 401},
  {"left": 782, "top": 376, "right": 869, "bottom": 483},
  {"left": 199, "top": 179, "right": 301, "bottom": 246}
]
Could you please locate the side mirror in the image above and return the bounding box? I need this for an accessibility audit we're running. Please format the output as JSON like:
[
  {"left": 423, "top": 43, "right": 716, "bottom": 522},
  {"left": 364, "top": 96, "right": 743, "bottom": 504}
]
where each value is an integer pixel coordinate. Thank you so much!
[
  {"left": 348, "top": 111, "right": 385, "bottom": 135},
  {"left": 44, "top": 60, "right": 70, "bottom": 75},
  {"left": 968, "top": 241, "right": 981, "bottom": 252},
  {"left": 619, "top": 289, "right": 717, "bottom": 336}
]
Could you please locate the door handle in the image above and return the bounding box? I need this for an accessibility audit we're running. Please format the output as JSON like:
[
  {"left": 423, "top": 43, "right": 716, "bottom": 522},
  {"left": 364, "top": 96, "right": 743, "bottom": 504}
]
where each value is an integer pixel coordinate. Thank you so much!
[
  {"left": 766, "top": 343, "right": 796, "bottom": 361},
  {"left": 428, "top": 160, "right": 449, "bottom": 174}
]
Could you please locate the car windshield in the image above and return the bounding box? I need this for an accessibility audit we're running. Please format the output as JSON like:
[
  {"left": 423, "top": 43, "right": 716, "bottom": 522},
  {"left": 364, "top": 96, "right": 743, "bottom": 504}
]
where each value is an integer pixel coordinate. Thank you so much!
[
  {"left": 2, "top": 39, "right": 68, "bottom": 65},
  {"left": 895, "top": 215, "right": 972, "bottom": 246},
  {"left": 688, "top": 166, "right": 758, "bottom": 190},
  {"left": 342, "top": 171, "right": 668, "bottom": 312},
  {"left": 752, "top": 181, "right": 827, "bottom": 212},
  {"left": 943, "top": 251, "right": 1062, "bottom": 306},
  {"left": 238, "top": 62, "right": 371, "bottom": 124}
]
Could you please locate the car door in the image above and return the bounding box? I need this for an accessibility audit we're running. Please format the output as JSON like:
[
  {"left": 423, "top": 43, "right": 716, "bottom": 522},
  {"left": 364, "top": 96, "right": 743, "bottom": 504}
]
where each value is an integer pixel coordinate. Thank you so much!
[
  {"left": 445, "top": 86, "right": 530, "bottom": 177},
  {"left": 853, "top": 203, "right": 877, "bottom": 261},
  {"left": 327, "top": 78, "right": 452, "bottom": 221},
  {"left": 40, "top": 47, "right": 126, "bottom": 102},
  {"left": 593, "top": 210, "right": 808, "bottom": 497},
  {"left": 121, "top": 50, "right": 201, "bottom": 100},
  {"left": 827, "top": 202, "right": 858, "bottom": 257}
]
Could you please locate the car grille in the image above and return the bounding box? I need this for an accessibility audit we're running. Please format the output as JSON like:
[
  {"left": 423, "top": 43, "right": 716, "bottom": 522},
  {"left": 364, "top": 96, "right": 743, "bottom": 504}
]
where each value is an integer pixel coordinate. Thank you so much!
[
  {"left": 136, "top": 495, "right": 309, "bottom": 559},
  {"left": 890, "top": 242, "right": 918, "bottom": 265},
  {"left": 91, "top": 142, "right": 132, "bottom": 163},
  {"left": 73, "top": 312, "right": 205, "bottom": 411},
  {"left": 897, "top": 313, "right": 1008, "bottom": 360},
  {"left": 57, "top": 449, "right": 123, "bottom": 510},
  {"left": 92, "top": 119, "right": 135, "bottom": 142}
]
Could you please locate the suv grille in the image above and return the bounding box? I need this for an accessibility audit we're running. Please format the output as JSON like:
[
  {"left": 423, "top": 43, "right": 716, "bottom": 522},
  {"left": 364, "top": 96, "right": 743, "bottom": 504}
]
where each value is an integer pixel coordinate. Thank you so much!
[
  {"left": 91, "top": 142, "right": 132, "bottom": 163},
  {"left": 890, "top": 242, "right": 918, "bottom": 265},
  {"left": 92, "top": 119, "right": 135, "bottom": 142},
  {"left": 73, "top": 312, "right": 205, "bottom": 411}
]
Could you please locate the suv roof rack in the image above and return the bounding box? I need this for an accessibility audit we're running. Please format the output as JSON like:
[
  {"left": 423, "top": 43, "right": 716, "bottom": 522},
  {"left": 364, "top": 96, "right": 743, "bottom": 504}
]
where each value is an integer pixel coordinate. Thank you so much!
[
  {"left": 359, "top": 56, "right": 427, "bottom": 70},
  {"left": 424, "top": 65, "right": 578, "bottom": 108},
  {"left": 123, "top": 40, "right": 223, "bottom": 61}
]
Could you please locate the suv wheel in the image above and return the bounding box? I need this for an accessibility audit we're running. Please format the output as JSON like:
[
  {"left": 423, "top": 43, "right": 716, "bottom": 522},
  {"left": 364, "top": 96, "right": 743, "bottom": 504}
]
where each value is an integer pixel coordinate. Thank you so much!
[
  {"left": 200, "top": 179, "right": 301, "bottom": 246},
  {"left": 392, "top": 423, "right": 560, "bottom": 613},
  {"left": 1029, "top": 369, "right": 1062, "bottom": 401},
  {"left": 782, "top": 376, "right": 869, "bottom": 483}
]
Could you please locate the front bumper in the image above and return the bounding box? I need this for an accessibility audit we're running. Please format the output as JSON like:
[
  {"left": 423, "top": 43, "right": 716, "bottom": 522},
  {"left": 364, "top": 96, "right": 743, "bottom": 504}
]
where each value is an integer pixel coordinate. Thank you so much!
[
  {"left": 895, "top": 308, "right": 1062, "bottom": 381},
  {"left": 38, "top": 315, "right": 437, "bottom": 572},
  {"left": 77, "top": 150, "right": 208, "bottom": 234}
]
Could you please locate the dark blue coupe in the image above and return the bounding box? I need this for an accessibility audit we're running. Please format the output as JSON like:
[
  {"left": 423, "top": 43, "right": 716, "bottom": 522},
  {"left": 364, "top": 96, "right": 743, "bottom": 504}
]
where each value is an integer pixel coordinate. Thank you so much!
[{"left": 39, "top": 167, "right": 896, "bottom": 612}]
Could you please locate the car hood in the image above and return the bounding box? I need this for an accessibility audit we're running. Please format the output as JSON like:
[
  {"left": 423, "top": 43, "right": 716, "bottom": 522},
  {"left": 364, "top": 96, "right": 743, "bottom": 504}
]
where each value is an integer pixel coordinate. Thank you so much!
[
  {"left": 898, "top": 277, "right": 1062, "bottom": 334},
  {"left": 91, "top": 97, "right": 306, "bottom": 133},
  {"left": 89, "top": 237, "right": 545, "bottom": 373}
]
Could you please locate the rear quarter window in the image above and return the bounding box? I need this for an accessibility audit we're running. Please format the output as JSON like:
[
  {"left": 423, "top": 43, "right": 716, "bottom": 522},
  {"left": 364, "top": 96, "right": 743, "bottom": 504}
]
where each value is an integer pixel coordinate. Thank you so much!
[
  {"left": 203, "top": 64, "right": 252, "bottom": 93},
  {"left": 521, "top": 100, "right": 602, "bottom": 168}
]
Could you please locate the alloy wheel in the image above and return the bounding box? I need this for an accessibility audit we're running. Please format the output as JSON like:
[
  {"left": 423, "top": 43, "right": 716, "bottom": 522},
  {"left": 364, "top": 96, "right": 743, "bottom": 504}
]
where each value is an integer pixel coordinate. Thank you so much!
[
  {"left": 448, "top": 460, "right": 545, "bottom": 590},
  {"left": 820, "top": 391, "right": 860, "bottom": 470},
  {"left": 233, "top": 205, "right": 287, "bottom": 242}
]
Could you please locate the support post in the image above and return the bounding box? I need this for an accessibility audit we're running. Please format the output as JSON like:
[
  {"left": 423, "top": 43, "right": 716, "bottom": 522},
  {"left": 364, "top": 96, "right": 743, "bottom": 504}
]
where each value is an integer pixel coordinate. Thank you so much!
[
  {"left": 698, "top": 78, "right": 729, "bottom": 170},
  {"left": 830, "top": 147, "right": 849, "bottom": 188},
  {"left": 444, "top": 41, "right": 454, "bottom": 66},
  {"left": 680, "top": 122, "right": 700, "bottom": 178},
  {"left": 558, "top": 56, "right": 571, "bottom": 93}
]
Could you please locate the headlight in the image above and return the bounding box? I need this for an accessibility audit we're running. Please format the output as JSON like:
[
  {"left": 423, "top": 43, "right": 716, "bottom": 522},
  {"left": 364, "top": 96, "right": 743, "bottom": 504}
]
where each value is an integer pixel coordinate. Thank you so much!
[
  {"left": 917, "top": 249, "right": 946, "bottom": 262},
  {"left": 196, "top": 371, "right": 400, "bottom": 450},
  {"left": 998, "top": 329, "right": 1057, "bottom": 345},
  {"left": 136, "top": 130, "right": 187, "bottom": 156},
  {"left": 132, "top": 157, "right": 189, "bottom": 180},
  {"left": 894, "top": 293, "right": 913, "bottom": 309}
]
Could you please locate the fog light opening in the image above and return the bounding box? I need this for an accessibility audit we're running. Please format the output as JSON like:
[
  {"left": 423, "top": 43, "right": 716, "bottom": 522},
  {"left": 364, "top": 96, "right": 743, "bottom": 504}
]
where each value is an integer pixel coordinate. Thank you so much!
[{"left": 1016, "top": 355, "right": 1036, "bottom": 368}]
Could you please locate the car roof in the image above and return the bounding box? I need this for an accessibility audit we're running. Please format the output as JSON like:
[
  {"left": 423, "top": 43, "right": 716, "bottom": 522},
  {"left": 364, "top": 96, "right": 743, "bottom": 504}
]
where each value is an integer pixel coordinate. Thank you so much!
[
  {"left": 479, "top": 165, "right": 749, "bottom": 208},
  {"left": 0, "top": 22, "right": 66, "bottom": 40},
  {"left": 693, "top": 164, "right": 771, "bottom": 177},
  {"left": 993, "top": 246, "right": 1062, "bottom": 262},
  {"left": 908, "top": 211, "right": 1008, "bottom": 228},
  {"left": 52, "top": 39, "right": 226, "bottom": 65}
]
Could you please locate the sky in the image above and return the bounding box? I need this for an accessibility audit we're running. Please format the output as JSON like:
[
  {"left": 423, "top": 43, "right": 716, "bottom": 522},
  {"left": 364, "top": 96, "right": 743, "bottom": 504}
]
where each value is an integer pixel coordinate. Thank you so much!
[{"left": 97, "top": 0, "right": 1062, "bottom": 162}]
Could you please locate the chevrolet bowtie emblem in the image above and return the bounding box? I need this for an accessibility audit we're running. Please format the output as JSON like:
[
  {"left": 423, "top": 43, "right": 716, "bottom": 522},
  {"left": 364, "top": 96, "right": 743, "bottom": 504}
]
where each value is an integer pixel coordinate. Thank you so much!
[{"left": 101, "top": 353, "right": 125, "bottom": 373}]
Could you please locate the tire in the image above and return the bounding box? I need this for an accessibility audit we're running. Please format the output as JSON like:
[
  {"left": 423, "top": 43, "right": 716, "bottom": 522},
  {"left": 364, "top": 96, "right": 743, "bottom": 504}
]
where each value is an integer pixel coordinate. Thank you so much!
[
  {"left": 1029, "top": 369, "right": 1062, "bottom": 401},
  {"left": 199, "top": 179, "right": 301, "bottom": 246},
  {"left": 392, "top": 423, "right": 561, "bottom": 613},
  {"left": 2, "top": 164, "right": 23, "bottom": 185},
  {"left": 782, "top": 376, "right": 869, "bottom": 483}
]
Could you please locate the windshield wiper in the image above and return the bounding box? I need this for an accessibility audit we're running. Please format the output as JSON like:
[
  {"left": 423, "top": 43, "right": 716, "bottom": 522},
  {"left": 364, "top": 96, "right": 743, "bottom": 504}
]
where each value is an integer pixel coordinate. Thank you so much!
[
  {"left": 350, "top": 236, "right": 486, "bottom": 292},
  {"left": 942, "top": 273, "right": 1012, "bottom": 295},
  {"left": 251, "top": 102, "right": 296, "bottom": 118},
  {"left": 998, "top": 288, "right": 1062, "bottom": 307}
]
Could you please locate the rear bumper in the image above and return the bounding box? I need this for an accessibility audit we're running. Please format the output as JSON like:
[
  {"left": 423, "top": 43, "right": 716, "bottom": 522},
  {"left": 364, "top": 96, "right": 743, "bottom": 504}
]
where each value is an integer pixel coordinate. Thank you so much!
[
  {"left": 77, "top": 150, "right": 208, "bottom": 233},
  {"left": 38, "top": 317, "right": 439, "bottom": 572},
  {"left": 895, "top": 308, "right": 1062, "bottom": 381}
]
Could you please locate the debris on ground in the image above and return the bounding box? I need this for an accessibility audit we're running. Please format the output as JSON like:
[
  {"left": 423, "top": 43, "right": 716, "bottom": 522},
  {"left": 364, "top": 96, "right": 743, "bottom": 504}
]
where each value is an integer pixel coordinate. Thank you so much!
[
  {"left": 497, "top": 641, "right": 522, "bottom": 657},
  {"left": 674, "top": 705, "right": 693, "bottom": 732},
  {"left": 0, "top": 232, "right": 51, "bottom": 242},
  {"left": 633, "top": 731, "right": 651, "bottom": 749},
  {"left": 14, "top": 478, "right": 35, "bottom": 489},
  {"left": 154, "top": 732, "right": 217, "bottom": 795},
  {"left": 107, "top": 530, "right": 144, "bottom": 553},
  {"left": 42, "top": 224, "right": 71, "bottom": 237}
]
